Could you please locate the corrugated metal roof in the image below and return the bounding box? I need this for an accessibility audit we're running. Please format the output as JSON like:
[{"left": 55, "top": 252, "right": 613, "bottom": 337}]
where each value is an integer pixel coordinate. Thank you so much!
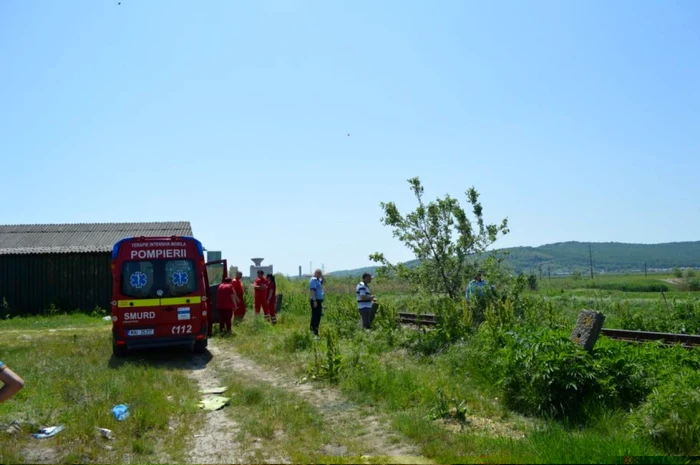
[{"left": 0, "top": 222, "right": 193, "bottom": 255}]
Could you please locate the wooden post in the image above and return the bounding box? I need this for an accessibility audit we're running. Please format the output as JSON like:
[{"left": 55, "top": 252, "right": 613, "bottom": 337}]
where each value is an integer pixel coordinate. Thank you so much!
[{"left": 275, "top": 294, "right": 283, "bottom": 313}]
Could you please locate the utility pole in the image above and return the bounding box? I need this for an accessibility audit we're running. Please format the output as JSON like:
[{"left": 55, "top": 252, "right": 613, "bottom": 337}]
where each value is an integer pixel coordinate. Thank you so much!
[
  {"left": 589, "top": 243, "right": 594, "bottom": 280},
  {"left": 644, "top": 262, "right": 648, "bottom": 278},
  {"left": 548, "top": 265, "right": 551, "bottom": 280}
]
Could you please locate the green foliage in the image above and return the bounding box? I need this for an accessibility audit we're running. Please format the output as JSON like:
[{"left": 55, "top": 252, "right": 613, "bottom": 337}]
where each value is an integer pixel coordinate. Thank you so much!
[
  {"left": 47, "top": 302, "right": 60, "bottom": 316},
  {"left": 90, "top": 306, "right": 107, "bottom": 317},
  {"left": 309, "top": 329, "right": 343, "bottom": 384},
  {"left": 590, "top": 339, "right": 658, "bottom": 411},
  {"left": 571, "top": 270, "right": 583, "bottom": 280},
  {"left": 499, "top": 328, "right": 597, "bottom": 419},
  {"left": 402, "top": 298, "right": 473, "bottom": 356},
  {"left": 527, "top": 274, "right": 538, "bottom": 290},
  {"left": 335, "top": 242, "right": 700, "bottom": 278},
  {"left": 370, "top": 177, "right": 508, "bottom": 300},
  {"left": 428, "top": 388, "right": 469, "bottom": 423},
  {"left": 616, "top": 301, "right": 656, "bottom": 331},
  {"left": 673, "top": 268, "right": 683, "bottom": 278},
  {"left": 505, "top": 242, "right": 700, "bottom": 275},
  {"left": 498, "top": 328, "right": 662, "bottom": 421},
  {"left": 582, "top": 281, "right": 669, "bottom": 293},
  {"left": 619, "top": 299, "right": 700, "bottom": 334},
  {"left": 688, "top": 277, "right": 700, "bottom": 291},
  {"left": 686, "top": 269, "right": 697, "bottom": 278},
  {"left": 283, "top": 329, "right": 314, "bottom": 353},
  {"left": 323, "top": 296, "right": 361, "bottom": 338},
  {"left": 630, "top": 370, "right": 700, "bottom": 455},
  {"left": 1, "top": 297, "right": 11, "bottom": 319}
]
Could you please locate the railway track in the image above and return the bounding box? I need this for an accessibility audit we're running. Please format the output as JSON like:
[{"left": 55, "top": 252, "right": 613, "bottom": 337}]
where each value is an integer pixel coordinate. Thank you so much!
[
  {"left": 397, "top": 312, "right": 437, "bottom": 326},
  {"left": 599, "top": 328, "right": 700, "bottom": 347},
  {"left": 397, "top": 312, "right": 700, "bottom": 347}
]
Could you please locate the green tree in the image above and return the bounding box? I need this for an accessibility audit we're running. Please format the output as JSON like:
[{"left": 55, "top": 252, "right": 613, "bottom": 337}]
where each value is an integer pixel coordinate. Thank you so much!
[
  {"left": 527, "top": 274, "right": 538, "bottom": 291},
  {"left": 369, "top": 177, "right": 509, "bottom": 300},
  {"left": 673, "top": 268, "right": 683, "bottom": 278}
]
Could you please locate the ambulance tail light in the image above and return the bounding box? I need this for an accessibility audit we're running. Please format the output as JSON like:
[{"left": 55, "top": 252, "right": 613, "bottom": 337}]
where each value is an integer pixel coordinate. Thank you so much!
[
  {"left": 196, "top": 334, "right": 205, "bottom": 340},
  {"left": 116, "top": 340, "right": 126, "bottom": 346}
]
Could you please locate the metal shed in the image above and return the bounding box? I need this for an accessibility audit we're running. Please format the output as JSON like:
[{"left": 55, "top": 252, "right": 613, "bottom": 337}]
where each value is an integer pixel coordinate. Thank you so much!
[{"left": 0, "top": 222, "right": 193, "bottom": 315}]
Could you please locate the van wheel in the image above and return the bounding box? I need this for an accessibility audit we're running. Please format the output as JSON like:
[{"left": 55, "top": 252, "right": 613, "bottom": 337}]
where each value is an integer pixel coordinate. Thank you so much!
[
  {"left": 113, "top": 343, "right": 128, "bottom": 357},
  {"left": 193, "top": 339, "right": 208, "bottom": 353}
]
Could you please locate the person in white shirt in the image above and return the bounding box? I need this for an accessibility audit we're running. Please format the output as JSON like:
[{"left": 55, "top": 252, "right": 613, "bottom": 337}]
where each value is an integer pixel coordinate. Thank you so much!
[
  {"left": 356, "top": 273, "right": 377, "bottom": 329},
  {"left": 309, "top": 269, "right": 325, "bottom": 335}
]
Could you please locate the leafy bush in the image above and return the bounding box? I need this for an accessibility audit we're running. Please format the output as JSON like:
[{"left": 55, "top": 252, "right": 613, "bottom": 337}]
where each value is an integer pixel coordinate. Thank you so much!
[
  {"left": 499, "top": 328, "right": 597, "bottom": 419},
  {"left": 499, "top": 328, "right": 663, "bottom": 420},
  {"left": 673, "top": 268, "right": 683, "bottom": 278},
  {"left": 323, "top": 296, "right": 361, "bottom": 338},
  {"left": 688, "top": 278, "right": 700, "bottom": 292},
  {"left": 309, "top": 329, "right": 343, "bottom": 383},
  {"left": 630, "top": 370, "right": 700, "bottom": 455},
  {"left": 402, "top": 298, "right": 473, "bottom": 356},
  {"left": 572, "top": 270, "right": 583, "bottom": 280},
  {"left": 527, "top": 274, "right": 538, "bottom": 290},
  {"left": 686, "top": 269, "right": 697, "bottom": 278},
  {"left": 590, "top": 339, "right": 658, "bottom": 410},
  {"left": 428, "top": 388, "right": 469, "bottom": 422}
]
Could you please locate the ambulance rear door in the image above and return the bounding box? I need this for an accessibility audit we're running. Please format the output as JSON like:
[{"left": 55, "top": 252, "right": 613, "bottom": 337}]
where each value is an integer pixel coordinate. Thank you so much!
[
  {"left": 204, "top": 259, "right": 228, "bottom": 323},
  {"left": 120, "top": 258, "right": 202, "bottom": 339}
]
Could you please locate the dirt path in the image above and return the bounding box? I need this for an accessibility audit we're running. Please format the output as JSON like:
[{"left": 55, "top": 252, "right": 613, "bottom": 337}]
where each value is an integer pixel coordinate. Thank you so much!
[
  {"left": 184, "top": 350, "right": 250, "bottom": 464},
  {"left": 207, "top": 342, "right": 431, "bottom": 463}
]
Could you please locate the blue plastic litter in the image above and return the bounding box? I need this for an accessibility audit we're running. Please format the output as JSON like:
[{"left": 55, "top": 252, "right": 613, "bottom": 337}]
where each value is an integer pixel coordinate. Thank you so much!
[
  {"left": 33, "top": 425, "right": 64, "bottom": 439},
  {"left": 112, "top": 404, "right": 130, "bottom": 421}
]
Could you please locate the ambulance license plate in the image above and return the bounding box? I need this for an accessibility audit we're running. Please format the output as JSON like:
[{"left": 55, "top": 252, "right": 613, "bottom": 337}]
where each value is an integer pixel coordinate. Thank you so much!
[{"left": 127, "top": 329, "right": 155, "bottom": 337}]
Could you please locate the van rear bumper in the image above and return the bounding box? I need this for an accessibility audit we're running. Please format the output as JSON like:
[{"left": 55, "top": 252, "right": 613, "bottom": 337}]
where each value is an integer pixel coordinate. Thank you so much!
[{"left": 119, "top": 335, "right": 197, "bottom": 350}]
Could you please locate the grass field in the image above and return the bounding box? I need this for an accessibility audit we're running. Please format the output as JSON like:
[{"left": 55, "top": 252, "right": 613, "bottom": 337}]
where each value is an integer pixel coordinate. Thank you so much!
[
  {"left": 0, "top": 326, "right": 201, "bottom": 464},
  {"left": 2, "top": 271, "right": 700, "bottom": 463},
  {"left": 218, "top": 295, "right": 674, "bottom": 463}
]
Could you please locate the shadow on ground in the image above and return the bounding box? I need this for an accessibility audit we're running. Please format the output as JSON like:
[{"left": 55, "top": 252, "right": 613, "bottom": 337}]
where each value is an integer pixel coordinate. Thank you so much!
[{"left": 107, "top": 345, "right": 213, "bottom": 370}]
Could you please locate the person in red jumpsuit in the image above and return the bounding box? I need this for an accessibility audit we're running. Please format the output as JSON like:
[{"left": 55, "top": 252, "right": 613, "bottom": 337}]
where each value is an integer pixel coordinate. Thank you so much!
[
  {"left": 253, "top": 270, "right": 269, "bottom": 317},
  {"left": 266, "top": 273, "right": 277, "bottom": 325},
  {"left": 232, "top": 271, "right": 246, "bottom": 324},
  {"left": 216, "top": 277, "right": 236, "bottom": 335}
]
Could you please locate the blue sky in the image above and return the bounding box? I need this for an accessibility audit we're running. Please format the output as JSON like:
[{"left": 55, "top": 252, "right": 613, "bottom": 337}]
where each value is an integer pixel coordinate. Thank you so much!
[{"left": 2, "top": 0, "right": 699, "bottom": 275}]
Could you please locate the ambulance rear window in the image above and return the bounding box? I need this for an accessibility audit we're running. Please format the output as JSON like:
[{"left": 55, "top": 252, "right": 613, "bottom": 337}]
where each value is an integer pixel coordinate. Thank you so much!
[
  {"left": 121, "top": 260, "right": 198, "bottom": 299},
  {"left": 165, "top": 260, "right": 197, "bottom": 296},
  {"left": 122, "top": 261, "right": 155, "bottom": 299}
]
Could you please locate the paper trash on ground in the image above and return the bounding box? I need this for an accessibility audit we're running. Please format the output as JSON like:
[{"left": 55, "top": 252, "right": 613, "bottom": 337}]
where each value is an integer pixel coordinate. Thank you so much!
[
  {"left": 33, "top": 426, "right": 65, "bottom": 439},
  {"left": 199, "top": 386, "right": 227, "bottom": 395},
  {"left": 198, "top": 395, "right": 231, "bottom": 411}
]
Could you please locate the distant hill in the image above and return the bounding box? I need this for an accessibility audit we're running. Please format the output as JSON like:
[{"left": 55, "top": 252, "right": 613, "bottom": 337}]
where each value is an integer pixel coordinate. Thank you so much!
[{"left": 328, "top": 241, "right": 700, "bottom": 277}]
